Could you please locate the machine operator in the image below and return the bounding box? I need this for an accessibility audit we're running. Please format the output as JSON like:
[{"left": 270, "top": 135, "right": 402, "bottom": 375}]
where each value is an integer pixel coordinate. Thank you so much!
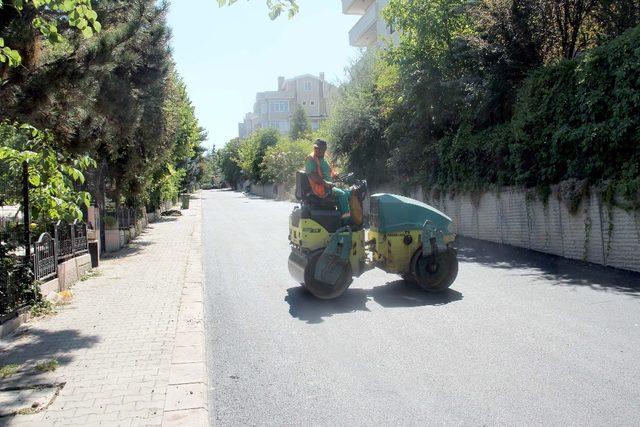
[{"left": 305, "top": 139, "right": 352, "bottom": 224}]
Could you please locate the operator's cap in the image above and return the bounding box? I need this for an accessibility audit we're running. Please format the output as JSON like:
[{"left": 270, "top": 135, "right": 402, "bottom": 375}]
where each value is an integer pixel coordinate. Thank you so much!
[{"left": 314, "top": 139, "right": 327, "bottom": 149}]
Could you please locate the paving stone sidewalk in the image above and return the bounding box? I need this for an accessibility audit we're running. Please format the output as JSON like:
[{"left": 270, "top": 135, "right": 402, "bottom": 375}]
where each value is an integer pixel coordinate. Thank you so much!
[{"left": 0, "top": 194, "right": 207, "bottom": 426}]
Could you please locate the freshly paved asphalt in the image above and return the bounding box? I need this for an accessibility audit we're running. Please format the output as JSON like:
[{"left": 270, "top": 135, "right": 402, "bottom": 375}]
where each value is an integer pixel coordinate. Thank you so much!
[{"left": 202, "top": 189, "right": 640, "bottom": 426}]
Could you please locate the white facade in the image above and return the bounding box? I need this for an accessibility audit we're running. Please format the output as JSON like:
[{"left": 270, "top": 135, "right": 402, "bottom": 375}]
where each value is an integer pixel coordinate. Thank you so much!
[
  {"left": 238, "top": 73, "right": 338, "bottom": 139},
  {"left": 342, "top": 0, "right": 398, "bottom": 48}
]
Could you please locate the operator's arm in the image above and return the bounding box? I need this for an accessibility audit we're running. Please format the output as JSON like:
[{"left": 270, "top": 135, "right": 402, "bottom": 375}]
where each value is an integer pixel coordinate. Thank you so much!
[
  {"left": 331, "top": 168, "right": 339, "bottom": 181},
  {"left": 305, "top": 157, "right": 333, "bottom": 189}
]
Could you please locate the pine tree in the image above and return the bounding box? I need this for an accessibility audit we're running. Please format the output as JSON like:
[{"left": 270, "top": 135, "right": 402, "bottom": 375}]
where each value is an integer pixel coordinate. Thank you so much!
[{"left": 290, "top": 105, "right": 311, "bottom": 141}]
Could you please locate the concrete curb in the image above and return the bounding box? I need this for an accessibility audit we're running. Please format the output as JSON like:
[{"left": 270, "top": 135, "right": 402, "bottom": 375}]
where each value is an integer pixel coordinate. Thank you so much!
[
  {"left": 0, "top": 306, "right": 31, "bottom": 339},
  {"left": 162, "top": 192, "right": 209, "bottom": 426}
]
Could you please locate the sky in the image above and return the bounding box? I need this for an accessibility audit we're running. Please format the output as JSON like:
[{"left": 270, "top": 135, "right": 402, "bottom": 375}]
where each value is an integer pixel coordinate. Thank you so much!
[{"left": 167, "top": 1, "right": 361, "bottom": 151}]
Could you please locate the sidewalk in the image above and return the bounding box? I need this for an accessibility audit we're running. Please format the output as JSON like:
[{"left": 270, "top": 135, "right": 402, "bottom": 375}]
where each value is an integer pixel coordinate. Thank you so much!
[{"left": 0, "top": 195, "right": 207, "bottom": 426}]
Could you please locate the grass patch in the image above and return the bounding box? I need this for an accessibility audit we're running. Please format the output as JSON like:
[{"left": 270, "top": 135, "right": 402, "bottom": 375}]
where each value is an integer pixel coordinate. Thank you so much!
[
  {"left": 80, "top": 269, "right": 102, "bottom": 282},
  {"left": 35, "top": 359, "right": 59, "bottom": 373},
  {"left": 0, "top": 364, "right": 20, "bottom": 379},
  {"left": 17, "top": 407, "right": 38, "bottom": 415},
  {"left": 30, "top": 300, "right": 56, "bottom": 318}
]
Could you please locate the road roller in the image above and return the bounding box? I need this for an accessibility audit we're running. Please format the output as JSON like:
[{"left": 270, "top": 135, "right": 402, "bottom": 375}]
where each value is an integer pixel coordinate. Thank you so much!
[{"left": 288, "top": 171, "right": 459, "bottom": 299}]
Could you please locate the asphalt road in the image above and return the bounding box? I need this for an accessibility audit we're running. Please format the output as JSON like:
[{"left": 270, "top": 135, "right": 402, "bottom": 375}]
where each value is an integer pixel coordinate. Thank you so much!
[{"left": 202, "top": 189, "right": 640, "bottom": 426}]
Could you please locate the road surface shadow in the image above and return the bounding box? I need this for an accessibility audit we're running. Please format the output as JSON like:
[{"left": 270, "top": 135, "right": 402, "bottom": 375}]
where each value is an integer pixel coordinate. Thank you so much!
[
  {"left": 285, "top": 287, "right": 369, "bottom": 324},
  {"left": 457, "top": 236, "right": 640, "bottom": 297},
  {"left": 285, "top": 283, "right": 462, "bottom": 324},
  {"left": 371, "top": 281, "right": 463, "bottom": 308}
]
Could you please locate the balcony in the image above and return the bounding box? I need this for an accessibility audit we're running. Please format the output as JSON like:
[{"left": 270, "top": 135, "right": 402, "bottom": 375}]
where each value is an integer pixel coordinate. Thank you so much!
[
  {"left": 348, "top": 2, "right": 377, "bottom": 47},
  {"left": 342, "top": 0, "right": 375, "bottom": 15}
]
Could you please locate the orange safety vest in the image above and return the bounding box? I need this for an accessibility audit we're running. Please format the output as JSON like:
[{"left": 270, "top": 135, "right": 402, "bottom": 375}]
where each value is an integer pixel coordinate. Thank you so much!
[{"left": 308, "top": 154, "right": 327, "bottom": 198}]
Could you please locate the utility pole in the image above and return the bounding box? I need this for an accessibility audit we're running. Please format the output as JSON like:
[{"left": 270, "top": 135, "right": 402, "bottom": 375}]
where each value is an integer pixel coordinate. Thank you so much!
[{"left": 22, "top": 160, "right": 30, "bottom": 263}]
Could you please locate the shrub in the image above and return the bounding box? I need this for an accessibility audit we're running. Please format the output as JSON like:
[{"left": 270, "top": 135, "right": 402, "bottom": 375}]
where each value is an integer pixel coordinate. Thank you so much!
[
  {"left": 261, "top": 138, "right": 313, "bottom": 185},
  {"left": 510, "top": 25, "right": 640, "bottom": 193},
  {"left": 1, "top": 230, "right": 39, "bottom": 316},
  {"left": 431, "top": 25, "right": 640, "bottom": 203}
]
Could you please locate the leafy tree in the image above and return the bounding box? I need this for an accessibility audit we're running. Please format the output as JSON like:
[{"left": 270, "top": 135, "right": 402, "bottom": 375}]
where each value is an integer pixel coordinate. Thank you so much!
[
  {"left": 326, "top": 52, "right": 389, "bottom": 185},
  {"left": 235, "top": 128, "right": 279, "bottom": 182},
  {"left": 217, "top": 0, "right": 298, "bottom": 19},
  {"left": 328, "top": 0, "right": 640, "bottom": 205},
  {"left": 198, "top": 148, "right": 219, "bottom": 188},
  {"left": 595, "top": 0, "right": 640, "bottom": 38},
  {"left": 0, "top": 122, "right": 94, "bottom": 223},
  {"left": 235, "top": 137, "right": 260, "bottom": 182},
  {"left": 289, "top": 105, "right": 311, "bottom": 140},
  {"left": 261, "top": 138, "right": 312, "bottom": 185},
  {"left": 1, "top": 0, "right": 178, "bottom": 208},
  {"left": 380, "top": 0, "right": 476, "bottom": 180},
  {"left": 0, "top": 0, "right": 101, "bottom": 68},
  {"left": 164, "top": 71, "right": 208, "bottom": 194},
  {"left": 217, "top": 138, "right": 244, "bottom": 187}
]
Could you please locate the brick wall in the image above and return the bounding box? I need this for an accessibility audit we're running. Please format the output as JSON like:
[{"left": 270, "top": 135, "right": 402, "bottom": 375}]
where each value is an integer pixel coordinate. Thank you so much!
[{"left": 369, "top": 184, "right": 640, "bottom": 273}]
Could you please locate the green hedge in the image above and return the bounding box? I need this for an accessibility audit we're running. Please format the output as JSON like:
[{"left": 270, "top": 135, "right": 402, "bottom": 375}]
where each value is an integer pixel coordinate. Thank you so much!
[{"left": 433, "top": 25, "right": 640, "bottom": 206}]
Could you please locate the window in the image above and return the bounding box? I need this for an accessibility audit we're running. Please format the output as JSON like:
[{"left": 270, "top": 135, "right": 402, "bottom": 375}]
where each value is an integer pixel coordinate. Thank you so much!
[
  {"left": 310, "top": 101, "right": 315, "bottom": 106},
  {"left": 303, "top": 81, "right": 313, "bottom": 91},
  {"left": 270, "top": 100, "right": 289, "bottom": 113},
  {"left": 260, "top": 102, "right": 267, "bottom": 114},
  {"left": 268, "top": 121, "right": 290, "bottom": 133},
  {"left": 302, "top": 101, "right": 306, "bottom": 106},
  {"left": 311, "top": 121, "right": 319, "bottom": 130}
]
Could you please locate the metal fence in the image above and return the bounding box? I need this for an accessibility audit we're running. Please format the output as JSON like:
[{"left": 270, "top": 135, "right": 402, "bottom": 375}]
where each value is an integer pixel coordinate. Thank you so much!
[
  {"left": 27, "top": 221, "right": 90, "bottom": 281},
  {"left": 55, "top": 220, "right": 73, "bottom": 260},
  {"left": 54, "top": 220, "right": 89, "bottom": 261},
  {"left": 72, "top": 221, "right": 88, "bottom": 255},
  {"left": 116, "top": 207, "right": 136, "bottom": 230},
  {"left": 32, "top": 232, "right": 57, "bottom": 281}
]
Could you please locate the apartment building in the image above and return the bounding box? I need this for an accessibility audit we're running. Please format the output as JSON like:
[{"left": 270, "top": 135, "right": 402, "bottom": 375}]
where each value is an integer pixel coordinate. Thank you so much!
[
  {"left": 238, "top": 73, "right": 338, "bottom": 139},
  {"left": 342, "top": 0, "right": 398, "bottom": 48}
]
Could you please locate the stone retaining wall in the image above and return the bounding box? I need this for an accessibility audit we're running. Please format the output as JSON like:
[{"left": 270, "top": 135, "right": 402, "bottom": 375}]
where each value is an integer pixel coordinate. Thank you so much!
[
  {"left": 370, "top": 183, "right": 640, "bottom": 273},
  {"left": 57, "top": 254, "right": 92, "bottom": 290},
  {"left": 37, "top": 253, "right": 93, "bottom": 297},
  {"left": 250, "top": 183, "right": 287, "bottom": 201}
]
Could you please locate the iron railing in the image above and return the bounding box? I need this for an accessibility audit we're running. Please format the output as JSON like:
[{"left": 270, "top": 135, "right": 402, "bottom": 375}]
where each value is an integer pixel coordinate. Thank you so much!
[
  {"left": 32, "top": 232, "right": 57, "bottom": 281},
  {"left": 116, "top": 207, "right": 136, "bottom": 230},
  {"left": 55, "top": 220, "right": 73, "bottom": 260},
  {"left": 72, "top": 220, "right": 88, "bottom": 255},
  {"left": 54, "top": 220, "right": 89, "bottom": 261}
]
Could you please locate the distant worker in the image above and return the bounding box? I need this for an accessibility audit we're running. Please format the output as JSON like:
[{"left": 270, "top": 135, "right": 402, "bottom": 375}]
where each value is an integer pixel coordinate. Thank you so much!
[{"left": 305, "top": 139, "right": 351, "bottom": 224}]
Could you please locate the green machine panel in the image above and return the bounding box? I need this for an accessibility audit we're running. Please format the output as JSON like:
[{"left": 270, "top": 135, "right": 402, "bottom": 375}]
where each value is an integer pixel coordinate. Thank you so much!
[{"left": 370, "top": 193, "right": 452, "bottom": 233}]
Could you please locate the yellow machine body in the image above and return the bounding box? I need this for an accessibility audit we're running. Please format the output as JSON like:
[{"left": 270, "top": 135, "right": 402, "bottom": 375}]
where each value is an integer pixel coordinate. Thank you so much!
[
  {"left": 367, "top": 229, "right": 421, "bottom": 274},
  {"left": 367, "top": 228, "right": 457, "bottom": 274},
  {"left": 289, "top": 217, "right": 366, "bottom": 276}
]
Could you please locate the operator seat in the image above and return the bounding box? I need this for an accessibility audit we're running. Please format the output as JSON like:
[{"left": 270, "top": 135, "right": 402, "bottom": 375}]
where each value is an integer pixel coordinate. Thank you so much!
[
  {"left": 295, "top": 171, "right": 337, "bottom": 209},
  {"left": 294, "top": 171, "right": 341, "bottom": 233}
]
